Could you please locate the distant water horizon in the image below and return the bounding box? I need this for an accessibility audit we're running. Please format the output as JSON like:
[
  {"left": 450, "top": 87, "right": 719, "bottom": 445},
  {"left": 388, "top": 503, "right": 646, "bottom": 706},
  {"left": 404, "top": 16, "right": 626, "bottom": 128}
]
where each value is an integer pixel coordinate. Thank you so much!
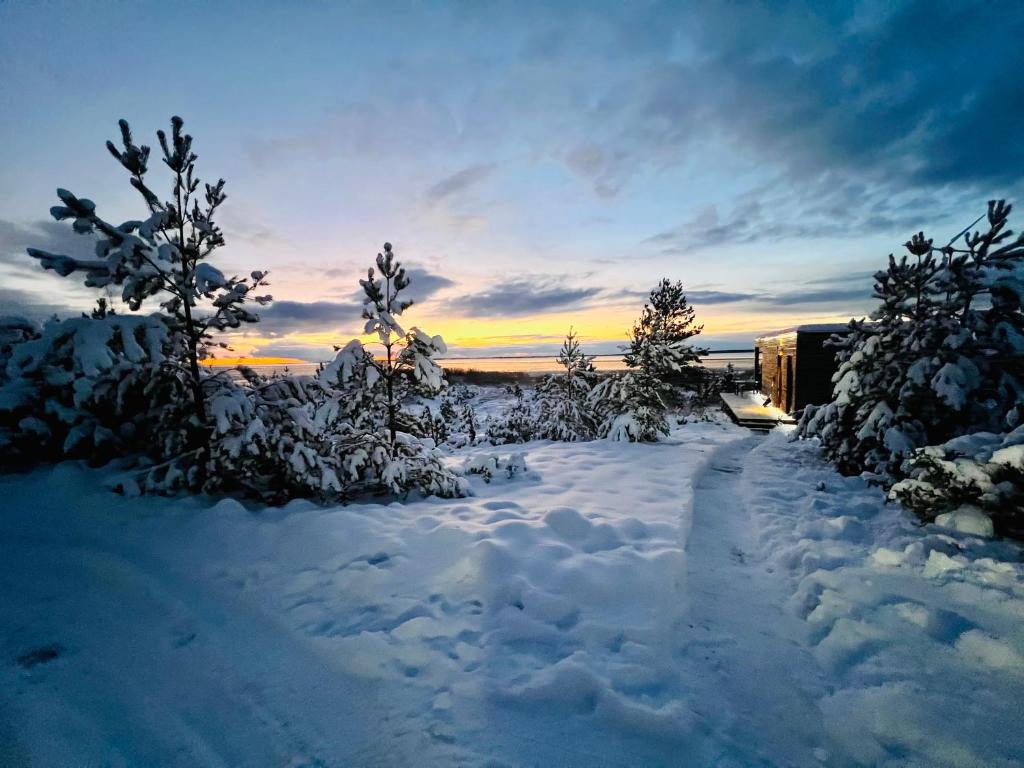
[{"left": 219, "top": 350, "right": 754, "bottom": 378}]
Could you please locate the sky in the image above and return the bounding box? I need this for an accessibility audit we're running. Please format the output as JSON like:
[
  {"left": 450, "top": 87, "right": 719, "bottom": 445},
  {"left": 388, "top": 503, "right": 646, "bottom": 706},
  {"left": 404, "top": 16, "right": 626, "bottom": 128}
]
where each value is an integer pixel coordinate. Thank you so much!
[{"left": 1, "top": 0, "right": 1022, "bottom": 361}]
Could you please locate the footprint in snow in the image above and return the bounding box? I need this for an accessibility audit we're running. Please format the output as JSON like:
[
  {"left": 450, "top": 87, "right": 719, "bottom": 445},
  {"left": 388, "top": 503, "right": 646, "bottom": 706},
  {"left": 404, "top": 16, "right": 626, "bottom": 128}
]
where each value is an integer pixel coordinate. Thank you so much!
[
  {"left": 481, "top": 500, "right": 523, "bottom": 512},
  {"left": 17, "top": 643, "right": 62, "bottom": 669}
]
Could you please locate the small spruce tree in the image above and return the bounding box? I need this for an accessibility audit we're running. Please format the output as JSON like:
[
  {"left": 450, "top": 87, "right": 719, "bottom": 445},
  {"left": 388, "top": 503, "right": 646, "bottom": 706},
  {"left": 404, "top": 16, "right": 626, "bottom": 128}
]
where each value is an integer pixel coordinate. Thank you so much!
[{"left": 534, "top": 328, "right": 598, "bottom": 441}]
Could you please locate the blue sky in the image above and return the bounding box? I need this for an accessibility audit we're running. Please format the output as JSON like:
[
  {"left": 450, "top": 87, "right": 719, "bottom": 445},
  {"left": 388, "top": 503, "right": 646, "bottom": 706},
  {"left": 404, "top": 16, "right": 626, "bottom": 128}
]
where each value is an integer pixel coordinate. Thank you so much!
[{"left": 1, "top": 0, "right": 1021, "bottom": 359}]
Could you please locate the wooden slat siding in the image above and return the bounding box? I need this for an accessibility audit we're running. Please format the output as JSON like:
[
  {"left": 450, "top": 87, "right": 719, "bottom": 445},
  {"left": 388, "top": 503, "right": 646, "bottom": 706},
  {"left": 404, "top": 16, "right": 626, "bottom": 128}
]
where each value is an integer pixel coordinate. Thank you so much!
[
  {"left": 795, "top": 332, "right": 843, "bottom": 410},
  {"left": 755, "top": 332, "right": 797, "bottom": 411},
  {"left": 756, "top": 328, "right": 848, "bottom": 415},
  {"left": 757, "top": 338, "right": 779, "bottom": 406}
]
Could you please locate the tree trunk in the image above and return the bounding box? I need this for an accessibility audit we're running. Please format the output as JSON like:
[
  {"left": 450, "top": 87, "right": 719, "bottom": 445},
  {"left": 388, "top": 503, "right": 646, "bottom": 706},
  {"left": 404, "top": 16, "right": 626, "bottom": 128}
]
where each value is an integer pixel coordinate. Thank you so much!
[
  {"left": 386, "top": 342, "right": 397, "bottom": 446},
  {"left": 182, "top": 299, "right": 207, "bottom": 423}
]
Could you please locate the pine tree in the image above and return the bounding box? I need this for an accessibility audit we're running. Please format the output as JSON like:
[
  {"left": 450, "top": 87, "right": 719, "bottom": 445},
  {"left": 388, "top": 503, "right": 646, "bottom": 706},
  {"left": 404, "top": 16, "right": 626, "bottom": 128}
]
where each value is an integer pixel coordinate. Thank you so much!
[
  {"left": 800, "top": 200, "right": 1024, "bottom": 520},
  {"left": 358, "top": 243, "right": 446, "bottom": 445},
  {"left": 465, "top": 405, "right": 478, "bottom": 444},
  {"left": 624, "top": 278, "right": 707, "bottom": 388},
  {"left": 27, "top": 117, "right": 271, "bottom": 425},
  {"left": 314, "top": 244, "right": 464, "bottom": 498},
  {"left": 534, "top": 328, "right": 598, "bottom": 441},
  {"left": 591, "top": 279, "right": 707, "bottom": 441}
]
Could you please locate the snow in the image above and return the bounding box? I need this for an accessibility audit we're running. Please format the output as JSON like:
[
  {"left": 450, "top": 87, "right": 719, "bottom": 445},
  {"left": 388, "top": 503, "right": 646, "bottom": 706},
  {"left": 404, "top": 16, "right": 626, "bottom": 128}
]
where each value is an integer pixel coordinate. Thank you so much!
[
  {"left": 741, "top": 429, "right": 1024, "bottom": 766},
  {"left": 935, "top": 505, "right": 995, "bottom": 537},
  {"left": 2, "top": 401, "right": 1023, "bottom": 766},
  {"left": 756, "top": 323, "right": 851, "bottom": 340}
]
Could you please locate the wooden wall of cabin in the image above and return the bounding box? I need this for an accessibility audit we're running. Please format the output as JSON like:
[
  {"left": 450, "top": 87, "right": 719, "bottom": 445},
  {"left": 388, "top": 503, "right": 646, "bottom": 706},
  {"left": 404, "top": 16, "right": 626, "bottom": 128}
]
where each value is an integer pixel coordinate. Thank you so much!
[
  {"left": 756, "top": 335, "right": 797, "bottom": 411},
  {"left": 757, "top": 340, "right": 776, "bottom": 402}
]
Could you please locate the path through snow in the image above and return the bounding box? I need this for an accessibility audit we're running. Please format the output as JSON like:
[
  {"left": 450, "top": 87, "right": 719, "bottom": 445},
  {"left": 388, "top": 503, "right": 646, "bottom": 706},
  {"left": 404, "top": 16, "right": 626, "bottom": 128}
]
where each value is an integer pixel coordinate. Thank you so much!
[
  {"left": 2, "top": 419, "right": 1024, "bottom": 767},
  {"left": 682, "top": 435, "right": 829, "bottom": 766}
]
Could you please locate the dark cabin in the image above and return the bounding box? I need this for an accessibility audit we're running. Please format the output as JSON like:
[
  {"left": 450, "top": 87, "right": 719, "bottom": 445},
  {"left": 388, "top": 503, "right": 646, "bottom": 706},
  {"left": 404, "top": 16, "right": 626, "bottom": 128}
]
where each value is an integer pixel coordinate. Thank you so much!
[{"left": 754, "top": 325, "right": 849, "bottom": 415}]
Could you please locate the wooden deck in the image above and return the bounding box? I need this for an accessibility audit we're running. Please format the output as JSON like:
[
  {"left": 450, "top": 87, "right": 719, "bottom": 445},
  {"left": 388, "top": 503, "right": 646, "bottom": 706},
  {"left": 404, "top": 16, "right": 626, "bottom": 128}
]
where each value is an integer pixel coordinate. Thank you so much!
[{"left": 720, "top": 392, "right": 797, "bottom": 429}]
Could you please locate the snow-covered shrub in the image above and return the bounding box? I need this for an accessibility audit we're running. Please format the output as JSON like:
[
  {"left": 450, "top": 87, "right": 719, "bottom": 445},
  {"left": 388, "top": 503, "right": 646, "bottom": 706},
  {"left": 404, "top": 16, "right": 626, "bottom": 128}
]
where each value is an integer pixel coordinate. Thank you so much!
[
  {"left": 800, "top": 200, "right": 1024, "bottom": 530},
  {"left": 532, "top": 329, "right": 599, "bottom": 442},
  {"left": 487, "top": 327, "right": 601, "bottom": 445},
  {"left": 189, "top": 371, "right": 345, "bottom": 501},
  {"left": 890, "top": 428, "right": 1024, "bottom": 534},
  {"left": 417, "top": 405, "right": 449, "bottom": 445},
  {"left": 590, "top": 279, "right": 707, "bottom": 442},
  {"left": 464, "top": 452, "right": 527, "bottom": 483},
  {"left": 486, "top": 384, "right": 537, "bottom": 444},
  {"left": 0, "top": 313, "right": 194, "bottom": 465},
  {"left": 0, "top": 316, "right": 38, "bottom": 371}
]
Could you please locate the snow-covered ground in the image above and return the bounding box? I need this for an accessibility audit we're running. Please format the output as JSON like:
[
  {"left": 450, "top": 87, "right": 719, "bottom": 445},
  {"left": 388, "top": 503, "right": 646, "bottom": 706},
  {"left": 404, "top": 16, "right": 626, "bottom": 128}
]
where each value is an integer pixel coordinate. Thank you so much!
[{"left": 2, "top": 399, "right": 1023, "bottom": 767}]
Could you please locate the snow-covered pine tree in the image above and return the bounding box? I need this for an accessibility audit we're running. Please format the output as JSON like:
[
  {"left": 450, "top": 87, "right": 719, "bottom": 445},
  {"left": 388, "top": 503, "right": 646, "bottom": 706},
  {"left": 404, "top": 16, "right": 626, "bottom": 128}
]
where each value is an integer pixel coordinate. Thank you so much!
[
  {"left": 798, "top": 245, "right": 943, "bottom": 476},
  {"left": 358, "top": 243, "right": 446, "bottom": 444},
  {"left": 533, "top": 328, "right": 598, "bottom": 441},
  {"left": 591, "top": 279, "right": 708, "bottom": 441},
  {"left": 800, "top": 200, "right": 1024, "bottom": 508},
  {"left": 26, "top": 117, "right": 271, "bottom": 425},
  {"left": 624, "top": 279, "right": 706, "bottom": 387},
  {"left": 316, "top": 244, "right": 464, "bottom": 498}
]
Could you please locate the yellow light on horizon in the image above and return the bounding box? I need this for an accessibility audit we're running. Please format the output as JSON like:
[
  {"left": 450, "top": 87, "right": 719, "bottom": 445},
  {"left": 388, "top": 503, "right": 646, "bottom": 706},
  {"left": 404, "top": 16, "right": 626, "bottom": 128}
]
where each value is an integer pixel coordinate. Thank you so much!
[{"left": 203, "top": 357, "right": 309, "bottom": 367}]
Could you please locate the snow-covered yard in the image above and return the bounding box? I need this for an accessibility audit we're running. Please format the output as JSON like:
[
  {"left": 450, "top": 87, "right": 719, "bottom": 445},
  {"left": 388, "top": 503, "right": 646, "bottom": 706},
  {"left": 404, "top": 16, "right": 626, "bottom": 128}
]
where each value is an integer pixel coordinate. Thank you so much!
[{"left": 2, "top": 414, "right": 1023, "bottom": 767}]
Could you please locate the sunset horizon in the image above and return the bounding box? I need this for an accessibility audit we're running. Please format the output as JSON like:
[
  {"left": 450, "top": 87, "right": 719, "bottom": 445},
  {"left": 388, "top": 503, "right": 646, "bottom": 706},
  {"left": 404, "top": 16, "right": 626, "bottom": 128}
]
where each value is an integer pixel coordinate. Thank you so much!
[{"left": 5, "top": 3, "right": 1014, "bottom": 362}]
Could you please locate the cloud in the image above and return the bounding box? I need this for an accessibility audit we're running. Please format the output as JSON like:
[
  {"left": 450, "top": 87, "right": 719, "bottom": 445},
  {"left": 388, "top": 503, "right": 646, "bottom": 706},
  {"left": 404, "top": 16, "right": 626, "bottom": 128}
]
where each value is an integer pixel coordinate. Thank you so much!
[
  {"left": 426, "top": 163, "right": 497, "bottom": 204},
  {"left": 763, "top": 286, "right": 872, "bottom": 307},
  {"left": 254, "top": 299, "right": 363, "bottom": 335},
  {"left": 403, "top": 267, "right": 456, "bottom": 304},
  {"left": 253, "top": 265, "right": 455, "bottom": 337},
  {"left": 218, "top": 205, "right": 286, "bottom": 246},
  {"left": 687, "top": 290, "right": 761, "bottom": 305},
  {"left": 601, "top": 286, "right": 760, "bottom": 307},
  {"left": 444, "top": 276, "right": 601, "bottom": 318},
  {"left": 239, "top": 1, "right": 1022, "bottom": 232},
  {"left": 0, "top": 219, "right": 109, "bottom": 314},
  {"left": 694, "top": 2, "right": 1023, "bottom": 188},
  {"left": 0, "top": 287, "right": 84, "bottom": 321},
  {"left": 572, "top": 2, "right": 1024, "bottom": 200},
  {"left": 644, "top": 180, "right": 975, "bottom": 253},
  {"left": 563, "top": 144, "right": 633, "bottom": 199},
  {"left": 0, "top": 219, "right": 97, "bottom": 266},
  {"left": 340, "top": 265, "right": 455, "bottom": 306},
  {"left": 606, "top": 281, "right": 868, "bottom": 310},
  {"left": 248, "top": 341, "right": 337, "bottom": 363}
]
